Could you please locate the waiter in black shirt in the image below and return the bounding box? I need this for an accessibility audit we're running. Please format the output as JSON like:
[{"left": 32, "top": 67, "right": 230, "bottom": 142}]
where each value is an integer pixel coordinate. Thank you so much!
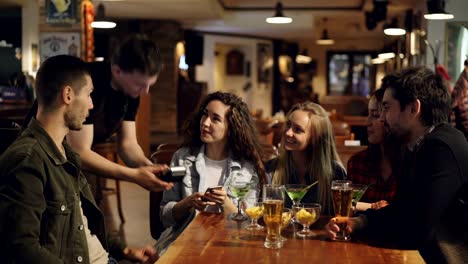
[{"left": 26, "top": 34, "right": 173, "bottom": 194}]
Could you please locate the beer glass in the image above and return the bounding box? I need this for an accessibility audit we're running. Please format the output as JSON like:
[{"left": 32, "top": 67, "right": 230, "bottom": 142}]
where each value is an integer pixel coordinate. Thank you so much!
[
  {"left": 262, "top": 184, "right": 285, "bottom": 249},
  {"left": 331, "top": 180, "right": 353, "bottom": 241}
]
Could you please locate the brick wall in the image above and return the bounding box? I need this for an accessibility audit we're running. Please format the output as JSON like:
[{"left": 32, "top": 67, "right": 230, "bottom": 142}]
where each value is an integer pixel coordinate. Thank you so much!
[{"left": 139, "top": 20, "right": 182, "bottom": 138}]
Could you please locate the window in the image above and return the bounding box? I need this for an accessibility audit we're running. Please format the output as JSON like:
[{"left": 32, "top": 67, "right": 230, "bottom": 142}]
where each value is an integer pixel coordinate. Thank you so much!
[{"left": 327, "top": 51, "right": 376, "bottom": 96}]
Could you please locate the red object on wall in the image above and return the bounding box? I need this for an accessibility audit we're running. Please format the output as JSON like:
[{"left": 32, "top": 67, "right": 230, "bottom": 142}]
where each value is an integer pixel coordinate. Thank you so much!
[{"left": 81, "top": 0, "right": 94, "bottom": 62}]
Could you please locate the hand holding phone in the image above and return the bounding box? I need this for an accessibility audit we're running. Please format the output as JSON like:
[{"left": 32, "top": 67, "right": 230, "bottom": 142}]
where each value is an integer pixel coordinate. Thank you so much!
[{"left": 202, "top": 186, "right": 223, "bottom": 202}]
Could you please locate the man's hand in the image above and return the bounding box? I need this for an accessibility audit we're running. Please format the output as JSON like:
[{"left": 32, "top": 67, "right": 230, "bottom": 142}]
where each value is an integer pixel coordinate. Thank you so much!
[
  {"left": 123, "top": 245, "right": 158, "bottom": 264},
  {"left": 132, "top": 164, "right": 173, "bottom": 192},
  {"left": 325, "top": 216, "right": 365, "bottom": 240}
]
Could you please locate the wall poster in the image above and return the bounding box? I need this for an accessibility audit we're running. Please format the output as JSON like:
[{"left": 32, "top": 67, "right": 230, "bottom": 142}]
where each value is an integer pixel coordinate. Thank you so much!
[
  {"left": 40, "top": 33, "right": 80, "bottom": 63},
  {"left": 46, "top": 0, "right": 79, "bottom": 24}
]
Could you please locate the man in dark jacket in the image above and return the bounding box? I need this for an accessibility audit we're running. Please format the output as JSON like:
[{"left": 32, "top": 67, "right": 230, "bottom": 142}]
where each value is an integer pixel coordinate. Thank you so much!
[
  {"left": 0, "top": 55, "right": 158, "bottom": 263},
  {"left": 327, "top": 67, "right": 468, "bottom": 264}
]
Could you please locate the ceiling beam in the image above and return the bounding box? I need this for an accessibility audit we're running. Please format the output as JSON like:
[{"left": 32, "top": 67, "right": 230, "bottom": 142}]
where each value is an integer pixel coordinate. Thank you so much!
[{"left": 217, "top": 0, "right": 365, "bottom": 11}]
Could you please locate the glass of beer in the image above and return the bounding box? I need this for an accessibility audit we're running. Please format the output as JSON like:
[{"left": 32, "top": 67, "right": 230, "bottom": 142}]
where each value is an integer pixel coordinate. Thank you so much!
[
  {"left": 262, "top": 184, "right": 285, "bottom": 249},
  {"left": 331, "top": 180, "right": 353, "bottom": 241}
]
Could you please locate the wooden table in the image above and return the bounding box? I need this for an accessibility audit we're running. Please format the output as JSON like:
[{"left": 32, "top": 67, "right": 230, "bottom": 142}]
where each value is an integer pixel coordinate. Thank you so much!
[{"left": 157, "top": 212, "right": 424, "bottom": 264}]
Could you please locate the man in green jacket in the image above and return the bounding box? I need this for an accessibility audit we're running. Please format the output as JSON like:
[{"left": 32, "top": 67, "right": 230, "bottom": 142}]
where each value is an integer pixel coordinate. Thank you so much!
[{"left": 0, "top": 55, "right": 158, "bottom": 263}]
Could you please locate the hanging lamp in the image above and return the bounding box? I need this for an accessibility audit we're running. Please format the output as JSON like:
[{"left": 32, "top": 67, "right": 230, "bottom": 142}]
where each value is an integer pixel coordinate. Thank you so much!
[
  {"left": 266, "top": 2, "right": 292, "bottom": 24},
  {"left": 91, "top": 3, "right": 116, "bottom": 29}
]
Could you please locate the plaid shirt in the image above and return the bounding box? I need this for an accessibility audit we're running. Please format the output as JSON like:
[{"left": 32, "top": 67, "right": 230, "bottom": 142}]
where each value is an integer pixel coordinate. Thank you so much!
[{"left": 347, "top": 148, "right": 397, "bottom": 203}]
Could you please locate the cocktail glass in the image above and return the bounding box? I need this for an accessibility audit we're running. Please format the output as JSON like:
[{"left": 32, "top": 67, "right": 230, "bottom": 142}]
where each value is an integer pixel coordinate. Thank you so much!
[
  {"left": 242, "top": 198, "right": 264, "bottom": 230},
  {"left": 280, "top": 208, "right": 292, "bottom": 241},
  {"left": 331, "top": 180, "right": 353, "bottom": 241},
  {"left": 295, "top": 203, "right": 321, "bottom": 237},
  {"left": 350, "top": 183, "right": 368, "bottom": 214},
  {"left": 229, "top": 181, "right": 252, "bottom": 221},
  {"left": 284, "top": 184, "right": 309, "bottom": 207},
  {"left": 262, "top": 184, "right": 285, "bottom": 249}
]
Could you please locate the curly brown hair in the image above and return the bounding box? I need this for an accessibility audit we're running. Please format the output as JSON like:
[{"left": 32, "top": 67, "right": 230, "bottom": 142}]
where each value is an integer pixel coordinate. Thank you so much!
[{"left": 182, "top": 92, "right": 267, "bottom": 185}]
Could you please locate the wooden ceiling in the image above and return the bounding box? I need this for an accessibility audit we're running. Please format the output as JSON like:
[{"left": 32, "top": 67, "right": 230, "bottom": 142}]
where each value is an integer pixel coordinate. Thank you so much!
[{"left": 2, "top": 0, "right": 425, "bottom": 40}]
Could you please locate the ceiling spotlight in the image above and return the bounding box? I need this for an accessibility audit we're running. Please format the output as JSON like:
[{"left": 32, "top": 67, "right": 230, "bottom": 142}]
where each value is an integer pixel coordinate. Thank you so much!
[
  {"left": 384, "top": 18, "right": 406, "bottom": 36},
  {"left": 424, "top": 0, "right": 454, "bottom": 20},
  {"left": 316, "top": 18, "right": 334, "bottom": 45},
  {"left": 378, "top": 52, "right": 395, "bottom": 59},
  {"left": 266, "top": 2, "right": 293, "bottom": 24},
  {"left": 91, "top": 3, "right": 116, "bottom": 29},
  {"left": 296, "top": 49, "right": 312, "bottom": 64},
  {"left": 371, "top": 57, "right": 386, "bottom": 64}
]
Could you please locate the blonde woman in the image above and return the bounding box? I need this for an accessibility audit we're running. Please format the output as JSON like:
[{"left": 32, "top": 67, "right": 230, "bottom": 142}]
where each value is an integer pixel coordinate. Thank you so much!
[{"left": 266, "top": 101, "right": 346, "bottom": 215}]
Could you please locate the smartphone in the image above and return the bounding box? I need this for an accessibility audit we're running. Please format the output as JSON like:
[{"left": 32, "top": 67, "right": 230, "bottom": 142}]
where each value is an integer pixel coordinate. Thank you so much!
[
  {"left": 202, "top": 186, "right": 223, "bottom": 201},
  {"left": 205, "top": 186, "right": 223, "bottom": 193},
  {"left": 159, "top": 166, "right": 185, "bottom": 182}
]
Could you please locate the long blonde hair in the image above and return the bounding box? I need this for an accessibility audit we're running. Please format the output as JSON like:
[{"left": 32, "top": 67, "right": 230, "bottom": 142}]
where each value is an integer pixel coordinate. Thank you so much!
[{"left": 272, "top": 102, "right": 342, "bottom": 209}]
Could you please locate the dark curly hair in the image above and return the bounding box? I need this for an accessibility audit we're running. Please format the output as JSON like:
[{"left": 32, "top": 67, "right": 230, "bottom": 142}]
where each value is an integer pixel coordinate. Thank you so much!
[{"left": 182, "top": 92, "right": 267, "bottom": 185}]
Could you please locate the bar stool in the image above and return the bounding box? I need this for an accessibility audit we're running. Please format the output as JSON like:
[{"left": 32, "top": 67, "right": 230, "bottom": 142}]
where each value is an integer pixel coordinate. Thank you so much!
[{"left": 92, "top": 141, "right": 125, "bottom": 223}]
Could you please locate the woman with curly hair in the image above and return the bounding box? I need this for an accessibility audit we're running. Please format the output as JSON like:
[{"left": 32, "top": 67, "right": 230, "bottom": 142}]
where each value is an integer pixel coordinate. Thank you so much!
[
  {"left": 155, "top": 92, "right": 266, "bottom": 255},
  {"left": 266, "top": 101, "right": 346, "bottom": 215}
]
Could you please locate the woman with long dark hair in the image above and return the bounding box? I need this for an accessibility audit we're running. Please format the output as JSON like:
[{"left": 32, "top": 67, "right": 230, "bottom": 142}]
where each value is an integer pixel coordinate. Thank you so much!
[{"left": 155, "top": 92, "right": 266, "bottom": 255}]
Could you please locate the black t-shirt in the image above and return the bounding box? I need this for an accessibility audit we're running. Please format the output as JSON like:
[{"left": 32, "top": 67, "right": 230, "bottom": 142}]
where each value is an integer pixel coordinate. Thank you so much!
[
  {"left": 23, "top": 62, "right": 140, "bottom": 145},
  {"left": 85, "top": 62, "right": 140, "bottom": 144}
]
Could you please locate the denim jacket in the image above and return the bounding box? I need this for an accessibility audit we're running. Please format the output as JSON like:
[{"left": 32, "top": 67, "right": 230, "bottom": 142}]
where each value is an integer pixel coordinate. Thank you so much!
[
  {"left": 0, "top": 119, "right": 119, "bottom": 264},
  {"left": 155, "top": 145, "right": 259, "bottom": 254}
]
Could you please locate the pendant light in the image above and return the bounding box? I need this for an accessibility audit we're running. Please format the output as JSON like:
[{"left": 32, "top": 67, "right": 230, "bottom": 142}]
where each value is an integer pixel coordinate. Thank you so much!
[
  {"left": 296, "top": 49, "right": 312, "bottom": 64},
  {"left": 266, "top": 2, "right": 292, "bottom": 24},
  {"left": 383, "top": 18, "right": 406, "bottom": 36},
  {"left": 91, "top": 3, "right": 116, "bottom": 29},
  {"left": 316, "top": 18, "right": 334, "bottom": 45},
  {"left": 424, "top": 0, "right": 454, "bottom": 20}
]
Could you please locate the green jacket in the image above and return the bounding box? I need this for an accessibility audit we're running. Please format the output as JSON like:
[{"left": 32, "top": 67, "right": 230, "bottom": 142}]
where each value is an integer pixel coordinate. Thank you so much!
[{"left": 0, "top": 119, "right": 120, "bottom": 263}]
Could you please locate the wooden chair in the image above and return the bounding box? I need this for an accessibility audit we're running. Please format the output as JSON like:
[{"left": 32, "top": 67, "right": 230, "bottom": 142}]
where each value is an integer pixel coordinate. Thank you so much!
[
  {"left": 334, "top": 133, "right": 356, "bottom": 146},
  {"left": 255, "top": 119, "right": 276, "bottom": 145},
  {"left": 331, "top": 120, "right": 352, "bottom": 136},
  {"left": 0, "top": 128, "right": 20, "bottom": 154},
  {"left": 149, "top": 149, "right": 176, "bottom": 240},
  {"left": 92, "top": 142, "right": 125, "bottom": 223},
  {"left": 261, "top": 143, "right": 278, "bottom": 162},
  {"left": 336, "top": 145, "right": 367, "bottom": 167},
  {"left": 156, "top": 143, "right": 180, "bottom": 152}
]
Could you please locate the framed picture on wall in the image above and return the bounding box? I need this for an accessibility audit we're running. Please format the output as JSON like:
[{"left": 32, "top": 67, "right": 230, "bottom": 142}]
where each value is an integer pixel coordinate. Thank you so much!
[
  {"left": 257, "top": 43, "right": 273, "bottom": 83},
  {"left": 31, "top": 44, "right": 39, "bottom": 72},
  {"left": 226, "top": 49, "right": 244, "bottom": 75},
  {"left": 46, "top": 0, "right": 78, "bottom": 24},
  {"left": 40, "top": 33, "right": 80, "bottom": 63}
]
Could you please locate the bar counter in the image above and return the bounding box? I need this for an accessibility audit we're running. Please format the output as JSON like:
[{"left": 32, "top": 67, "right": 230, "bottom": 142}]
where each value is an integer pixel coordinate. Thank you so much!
[{"left": 157, "top": 212, "right": 424, "bottom": 263}]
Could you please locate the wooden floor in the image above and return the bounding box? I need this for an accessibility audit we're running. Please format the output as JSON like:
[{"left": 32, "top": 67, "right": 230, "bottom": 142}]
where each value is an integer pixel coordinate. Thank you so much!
[{"left": 100, "top": 180, "right": 157, "bottom": 263}]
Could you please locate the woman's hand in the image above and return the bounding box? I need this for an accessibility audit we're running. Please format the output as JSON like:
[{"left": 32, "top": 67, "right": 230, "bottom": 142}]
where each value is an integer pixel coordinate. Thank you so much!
[
  {"left": 371, "top": 200, "right": 389, "bottom": 210},
  {"left": 203, "top": 187, "right": 237, "bottom": 214},
  {"left": 173, "top": 192, "right": 209, "bottom": 223},
  {"left": 184, "top": 192, "right": 209, "bottom": 211},
  {"left": 203, "top": 187, "right": 228, "bottom": 205}
]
